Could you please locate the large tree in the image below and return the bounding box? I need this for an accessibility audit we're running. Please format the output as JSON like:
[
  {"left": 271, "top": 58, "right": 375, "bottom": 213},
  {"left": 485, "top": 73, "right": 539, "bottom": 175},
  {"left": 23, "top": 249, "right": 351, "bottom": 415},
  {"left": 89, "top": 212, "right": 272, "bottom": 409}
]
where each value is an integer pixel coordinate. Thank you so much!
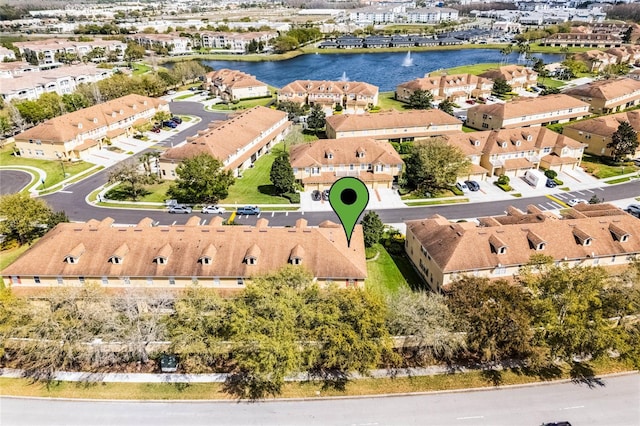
[
  {"left": 270, "top": 152, "right": 296, "bottom": 195},
  {"left": 306, "top": 104, "right": 326, "bottom": 134},
  {"left": 277, "top": 101, "right": 307, "bottom": 121},
  {"left": 437, "top": 98, "right": 455, "bottom": 115},
  {"left": 607, "top": 120, "right": 638, "bottom": 163},
  {"left": 0, "top": 193, "right": 54, "bottom": 245},
  {"left": 108, "top": 160, "right": 155, "bottom": 201},
  {"left": 447, "top": 276, "right": 535, "bottom": 364},
  {"left": 404, "top": 139, "right": 471, "bottom": 196},
  {"left": 408, "top": 89, "right": 433, "bottom": 110},
  {"left": 167, "top": 153, "right": 235, "bottom": 204},
  {"left": 492, "top": 77, "right": 512, "bottom": 97},
  {"left": 361, "top": 211, "right": 384, "bottom": 248}
]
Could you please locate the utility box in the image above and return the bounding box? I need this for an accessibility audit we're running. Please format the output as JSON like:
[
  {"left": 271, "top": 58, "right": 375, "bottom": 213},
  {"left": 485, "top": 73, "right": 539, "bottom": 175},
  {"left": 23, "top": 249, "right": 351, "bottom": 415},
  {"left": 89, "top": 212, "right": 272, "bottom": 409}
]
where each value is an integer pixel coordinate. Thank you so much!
[{"left": 523, "top": 169, "right": 546, "bottom": 188}]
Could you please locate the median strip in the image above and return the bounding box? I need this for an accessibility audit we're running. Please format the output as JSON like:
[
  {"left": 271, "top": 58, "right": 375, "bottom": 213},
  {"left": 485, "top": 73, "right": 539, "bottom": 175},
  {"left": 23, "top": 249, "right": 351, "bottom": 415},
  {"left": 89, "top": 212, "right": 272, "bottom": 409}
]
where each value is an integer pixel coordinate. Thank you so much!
[{"left": 545, "top": 194, "right": 568, "bottom": 208}]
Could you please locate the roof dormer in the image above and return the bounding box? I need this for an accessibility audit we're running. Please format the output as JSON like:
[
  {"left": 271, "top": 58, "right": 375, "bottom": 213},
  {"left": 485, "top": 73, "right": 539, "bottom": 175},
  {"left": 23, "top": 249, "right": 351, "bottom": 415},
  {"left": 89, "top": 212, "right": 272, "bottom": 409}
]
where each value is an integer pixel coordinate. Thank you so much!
[
  {"left": 119, "top": 109, "right": 124, "bottom": 115},
  {"left": 198, "top": 244, "right": 217, "bottom": 265},
  {"left": 527, "top": 230, "right": 546, "bottom": 251},
  {"left": 356, "top": 147, "right": 366, "bottom": 158},
  {"left": 609, "top": 223, "right": 630, "bottom": 242},
  {"left": 244, "top": 244, "right": 260, "bottom": 265},
  {"left": 64, "top": 243, "right": 86, "bottom": 264},
  {"left": 289, "top": 244, "right": 305, "bottom": 265},
  {"left": 499, "top": 141, "right": 507, "bottom": 148},
  {"left": 153, "top": 243, "right": 173, "bottom": 265},
  {"left": 109, "top": 243, "right": 129, "bottom": 264},
  {"left": 92, "top": 117, "right": 98, "bottom": 124},
  {"left": 325, "top": 149, "right": 334, "bottom": 159},
  {"left": 489, "top": 234, "right": 508, "bottom": 255},
  {"left": 77, "top": 122, "right": 83, "bottom": 129},
  {"left": 573, "top": 227, "right": 593, "bottom": 246},
  {"left": 111, "top": 111, "right": 116, "bottom": 118},
  {"left": 471, "top": 139, "right": 481, "bottom": 147}
]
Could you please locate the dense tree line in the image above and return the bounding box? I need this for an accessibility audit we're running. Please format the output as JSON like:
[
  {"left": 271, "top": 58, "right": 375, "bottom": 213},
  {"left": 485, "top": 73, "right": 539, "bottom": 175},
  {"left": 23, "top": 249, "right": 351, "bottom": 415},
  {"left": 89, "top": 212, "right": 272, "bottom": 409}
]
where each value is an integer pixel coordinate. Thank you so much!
[
  {"left": 1, "top": 259, "right": 638, "bottom": 398},
  {"left": 605, "top": 4, "right": 640, "bottom": 23}
]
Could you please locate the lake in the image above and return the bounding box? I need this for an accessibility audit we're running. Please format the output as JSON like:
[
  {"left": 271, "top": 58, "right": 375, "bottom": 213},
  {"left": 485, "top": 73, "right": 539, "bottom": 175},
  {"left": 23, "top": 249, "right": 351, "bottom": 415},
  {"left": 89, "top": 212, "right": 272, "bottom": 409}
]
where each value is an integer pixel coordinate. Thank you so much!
[{"left": 198, "top": 49, "right": 564, "bottom": 92}]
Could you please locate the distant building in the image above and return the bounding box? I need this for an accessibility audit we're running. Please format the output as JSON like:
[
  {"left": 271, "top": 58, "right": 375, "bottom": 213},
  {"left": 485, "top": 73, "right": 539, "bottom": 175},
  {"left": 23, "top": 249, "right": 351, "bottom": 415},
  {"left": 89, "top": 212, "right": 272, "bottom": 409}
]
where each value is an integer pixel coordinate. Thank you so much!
[
  {"left": 199, "top": 31, "right": 278, "bottom": 53},
  {"left": 572, "top": 50, "right": 618, "bottom": 73},
  {"left": 405, "top": 204, "right": 640, "bottom": 292},
  {"left": 564, "top": 77, "right": 640, "bottom": 115},
  {"left": 278, "top": 80, "right": 379, "bottom": 115},
  {"left": 14, "top": 94, "right": 168, "bottom": 161},
  {"left": 0, "top": 47, "right": 16, "bottom": 62},
  {"left": 2, "top": 217, "right": 367, "bottom": 292},
  {"left": 289, "top": 137, "right": 404, "bottom": 190},
  {"left": 159, "top": 106, "right": 290, "bottom": 179},
  {"left": 126, "top": 33, "right": 192, "bottom": 55},
  {"left": 14, "top": 39, "right": 125, "bottom": 65},
  {"left": 396, "top": 73, "right": 493, "bottom": 104},
  {"left": 562, "top": 110, "right": 640, "bottom": 159},
  {"left": 325, "top": 109, "right": 462, "bottom": 141},
  {"left": 478, "top": 65, "right": 538, "bottom": 92},
  {"left": 203, "top": 69, "right": 269, "bottom": 101},
  {"left": 465, "top": 94, "right": 591, "bottom": 130}
]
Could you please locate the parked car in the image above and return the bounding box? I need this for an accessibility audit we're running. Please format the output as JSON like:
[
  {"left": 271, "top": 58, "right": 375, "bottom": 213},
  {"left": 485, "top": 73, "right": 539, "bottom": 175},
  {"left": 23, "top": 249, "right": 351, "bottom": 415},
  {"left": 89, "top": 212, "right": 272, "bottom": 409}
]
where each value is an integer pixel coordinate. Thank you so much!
[
  {"left": 322, "top": 189, "right": 330, "bottom": 201},
  {"left": 150, "top": 126, "right": 161, "bottom": 133},
  {"left": 465, "top": 180, "right": 480, "bottom": 192},
  {"left": 455, "top": 182, "right": 469, "bottom": 193},
  {"left": 166, "top": 90, "right": 176, "bottom": 95},
  {"left": 163, "top": 120, "right": 178, "bottom": 128},
  {"left": 633, "top": 158, "right": 640, "bottom": 167},
  {"left": 626, "top": 203, "right": 640, "bottom": 217},
  {"left": 311, "top": 190, "right": 321, "bottom": 201},
  {"left": 189, "top": 86, "right": 199, "bottom": 91},
  {"left": 170, "top": 116, "right": 182, "bottom": 124},
  {"left": 168, "top": 205, "right": 192, "bottom": 214},
  {"left": 541, "top": 422, "right": 572, "bottom": 426},
  {"left": 546, "top": 178, "right": 557, "bottom": 188},
  {"left": 465, "top": 99, "right": 476, "bottom": 105},
  {"left": 567, "top": 198, "right": 587, "bottom": 207},
  {"left": 237, "top": 206, "right": 260, "bottom": 215},
  {"left": 201, "top": 205, "right": 226, "bottom": 214}
]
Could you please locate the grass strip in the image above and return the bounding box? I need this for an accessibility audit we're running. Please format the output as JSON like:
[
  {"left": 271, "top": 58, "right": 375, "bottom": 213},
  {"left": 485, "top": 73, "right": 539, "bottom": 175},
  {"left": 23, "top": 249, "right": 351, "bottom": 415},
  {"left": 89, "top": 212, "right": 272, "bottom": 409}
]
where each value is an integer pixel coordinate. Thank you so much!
[
  {"left": 405, "top": 198, "right": 469, "bottom": 206},
  {"left": 605, "top": 177, "right": 632, "bottom": 184}
]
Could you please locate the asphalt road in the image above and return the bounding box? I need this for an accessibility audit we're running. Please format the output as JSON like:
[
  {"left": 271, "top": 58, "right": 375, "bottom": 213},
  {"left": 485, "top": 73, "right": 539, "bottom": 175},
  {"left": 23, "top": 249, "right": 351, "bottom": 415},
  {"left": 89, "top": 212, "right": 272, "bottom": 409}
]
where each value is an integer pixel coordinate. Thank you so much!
[
  {"left": 1, "top": 373, "right": 638, "bottom": 426},
  {"left": 0, "top": 170, "right": 32, "bottom": 195}
]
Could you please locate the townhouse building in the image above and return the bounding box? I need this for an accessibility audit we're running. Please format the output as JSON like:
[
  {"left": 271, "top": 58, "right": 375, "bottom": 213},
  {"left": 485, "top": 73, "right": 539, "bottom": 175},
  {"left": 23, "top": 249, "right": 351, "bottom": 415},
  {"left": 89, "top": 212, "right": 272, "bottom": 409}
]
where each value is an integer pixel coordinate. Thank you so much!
[
  {"left": 199, "top": 31, "right": 278, "bottom": 53},
  {"left": 159, "top": 106, "right": 290, "bottom": 179},
  {"left": 1, "top": 64, "right": 113, "bottom": 102},
  {"left": 443, "top": 126, "right": 585, "bottom": 178},
  {"left": 605, "top": 45, "right": 640, "bottom": 65},
  {"left": 478, "top": 65, "right": 538, "bottom": 92},
  {"left": 572, "top": 50, "right": 618, "bottom": 73},
  {"left": 203, "top": 69, "right": 269, "bottom": 101},
  {"left": 325, "top": 110, "right": 462, "bottom": 141},
  {"left": 0, "top": 47, "right": 16, "bottom": 61},
  {"left": 405, "top": 7, "right": 459, "bottom": 23},
  {"left": 126, "top": 33, "right": 192, "bottom": 55},
  {"left": 465, "top": 94, "right": 591, "bottom": 130},
  {"left": 541, "top": 33, "right": 622, "bottom": 48},
  {"left": 14, "top": 94, "right": 169, "bottom": 161},
  {"left": 562, "top": 110, "right": 640, "bottom": 159},
  {"left": 289, "top": 137, "right": 404, "bottom": 191},
  {"left": 396, "top": 73, "right": 493, "bottom": 105},
  {"left": 14, "top": 39, "right": 125, "bottom": 65},
  {"left": 564, "top": 77, "right": 640, "bottom": 115},
  {"left": 2, "top": 217, "right": 367, "bottom": 292},
  {"left": 0, "top": 62, "right": 41, "bottom": 78},
  {"left": 349, "top": 7, "right": 400, "bottom": 25},
  {"left": 278, "top": 80, "right": 379, "bottom": 115},
  {"left": 405, "top": 204, "right": 640, "bottom": 292}
]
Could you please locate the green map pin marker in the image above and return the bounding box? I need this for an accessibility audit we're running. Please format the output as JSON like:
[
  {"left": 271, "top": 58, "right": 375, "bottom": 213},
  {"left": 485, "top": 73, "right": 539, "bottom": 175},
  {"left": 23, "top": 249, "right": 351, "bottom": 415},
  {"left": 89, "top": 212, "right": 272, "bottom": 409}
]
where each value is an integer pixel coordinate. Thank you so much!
[{"left": 329, "top": 177, "right": 370, "bottom": 248}]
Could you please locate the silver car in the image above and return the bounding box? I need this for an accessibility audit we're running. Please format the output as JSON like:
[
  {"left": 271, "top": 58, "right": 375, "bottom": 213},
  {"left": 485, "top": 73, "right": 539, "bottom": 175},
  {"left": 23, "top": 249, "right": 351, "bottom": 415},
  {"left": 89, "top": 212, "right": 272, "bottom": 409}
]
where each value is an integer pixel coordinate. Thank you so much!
[{"left": 201, "top": 205, "right": 226, "bottom": 214}]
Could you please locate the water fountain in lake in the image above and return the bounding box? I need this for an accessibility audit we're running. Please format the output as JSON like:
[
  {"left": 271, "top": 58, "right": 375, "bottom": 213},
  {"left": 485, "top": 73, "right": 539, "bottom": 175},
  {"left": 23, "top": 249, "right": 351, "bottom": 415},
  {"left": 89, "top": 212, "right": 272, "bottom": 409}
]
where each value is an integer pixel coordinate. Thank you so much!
[
  {"left": 339, "top": 71, "right": 349, "bottom": 81},
  {"left": 402, "top": 51, "right": 414, "bottom": 67},
  {"left": 518, "top": 52, "right": 527, "bottom": 63}
]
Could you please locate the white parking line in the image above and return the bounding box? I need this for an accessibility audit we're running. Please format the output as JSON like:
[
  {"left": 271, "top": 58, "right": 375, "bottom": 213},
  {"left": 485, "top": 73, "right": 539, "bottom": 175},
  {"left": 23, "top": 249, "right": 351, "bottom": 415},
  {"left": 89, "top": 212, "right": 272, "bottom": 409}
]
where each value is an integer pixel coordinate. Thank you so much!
[
  {"left": 202, "top": 220, "right": 207, "bottom": 225},
  {"left": 285, "top": 211, "right": 289, "bottom": 216},
  {"left": 562, "top": 405, "right": 584, "bottom": 410},
  {"left": 538, "top": 204, "right": 549, "bottom": 210},
  {"left": 554, "top": 193, "right": 568, "bottom": 199},
  {"left": 456, "top": 416, "right": 484, "bottom": 420},
  {"left": 575, "top": 190, "right": 585, "bottom": 195},
  {"left": 271, "top": 212, "right": 275, "bottom": 217},
  {"left": 584, "top": 189, "right": 594, "bottom": 193},
  {"left": 550, "top": 202, "right": 563, "bottom": 209}
]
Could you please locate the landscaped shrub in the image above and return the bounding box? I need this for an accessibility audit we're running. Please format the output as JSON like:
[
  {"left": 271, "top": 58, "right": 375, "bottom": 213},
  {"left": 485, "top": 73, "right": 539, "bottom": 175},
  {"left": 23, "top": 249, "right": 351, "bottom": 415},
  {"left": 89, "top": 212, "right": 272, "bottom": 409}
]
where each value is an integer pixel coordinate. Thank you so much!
[
  {"left": 450, "top": 185, "right": 464, "bottom": 196},
  {"left": 494, "top": 182, "right": 513, "bottom": 192},
  {"left": 497, "top": 174, "right": 510, "bottom": 185},
  {"left": 283, "top": 192, "right": 300, "bottom": 203},
  {"left": 553, "top": 178, "right": 564, "bottom": 185},
  {"left": 544, "top": 169, "right": 558, "bottom": 179}
]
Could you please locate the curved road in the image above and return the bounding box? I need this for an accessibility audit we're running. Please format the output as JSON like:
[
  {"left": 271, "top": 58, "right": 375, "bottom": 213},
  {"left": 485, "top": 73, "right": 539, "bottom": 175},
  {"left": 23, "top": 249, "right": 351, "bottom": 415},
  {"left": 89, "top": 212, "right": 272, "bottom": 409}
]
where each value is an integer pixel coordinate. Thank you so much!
[
  {"left": 0, "top": 170, "right": 32, "bottom": 195},
  {"left": 1, "top": 373, "right": 638, "bottom": 426},
  {"left": 36, "top": 100, "right": 639, "bottom": 226}
]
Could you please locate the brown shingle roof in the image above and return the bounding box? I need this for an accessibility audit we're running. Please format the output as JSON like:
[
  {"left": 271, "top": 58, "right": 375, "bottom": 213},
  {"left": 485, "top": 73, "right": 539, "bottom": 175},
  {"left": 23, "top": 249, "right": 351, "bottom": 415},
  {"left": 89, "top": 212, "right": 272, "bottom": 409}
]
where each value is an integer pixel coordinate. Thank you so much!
[
  {"left": 397, "top": 73, "right": 492, "bottom": 92},
  {"left": 2, "top": 218, "right": 367, "bottom": 280},
  {"left": 290, "top": 137, "right": 403, "bottom": 168},
  {"left": 478, "top": 65, "right": 537, "bottom": 82},
  {"left": 564, "top": 77, "right": 640, "bottom": 101},
  {"left": 280, "top": 80, "right": 378, "bottom": 97},
  {"left": 467, "top": 94, "right": 590, "bottom": 121},
  {"left": 326, "top": 109, "right": 461, "bottom": 133},
  {"left": 564, "top": 110, "right": 640, "bottom": 138}
]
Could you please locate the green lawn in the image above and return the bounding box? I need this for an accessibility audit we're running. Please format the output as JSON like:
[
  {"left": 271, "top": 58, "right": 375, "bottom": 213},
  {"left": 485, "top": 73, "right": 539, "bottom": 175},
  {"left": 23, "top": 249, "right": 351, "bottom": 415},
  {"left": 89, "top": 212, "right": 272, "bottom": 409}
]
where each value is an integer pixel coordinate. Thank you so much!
[
  {"left": 581, "top": 154, "right": 639, "bottom": 179},
  {"left": 209, "top": 96, "right": 274, "bottom": 111},
  {"left": 432, "top": 62, "right": 502, "bottom": 76},
  {"left": 174, "top": 93, "right": 196, "bottom": 100},
  {"left": 131, "top": 63, "right": 151, "bottom": 75},
  {"left": 539, "top": 78, "right": 565, "bottom": 89},
  {"left": 222, "top": 143, "right": 291, "bottom": 205},
  {"left": 365, "top": 244, "right": 411, "bottom": 296},
  {"left": 0, "top": 242, "right": 33, "bottom": 271},
  {"left": 404, "top": 198, "right": 469, "bottom": 206},
  {"left": 0, "top": 144, "right": 95, "bottom": 190},
  {"left": 377, "top": 92, "right": 406, "bottom": 111}
]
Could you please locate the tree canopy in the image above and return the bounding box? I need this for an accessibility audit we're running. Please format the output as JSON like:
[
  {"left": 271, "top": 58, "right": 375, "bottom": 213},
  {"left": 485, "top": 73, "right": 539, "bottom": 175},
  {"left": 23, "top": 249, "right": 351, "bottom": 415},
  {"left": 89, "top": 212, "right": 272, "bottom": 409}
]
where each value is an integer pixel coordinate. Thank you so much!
[
  {"left": 270, "top": 152, "right": 296, "bottom": 195},
  {"left": 437, "top": 98, "right": 455, "bottom": 115},
  {"left": 492, "top": 78, "right": 512, "bottom": 97},
  {"left": 361, "top": 211, "right": 384, "bottom": 248},
  {"left": 408, "top": 89, "right": 433, "bottom": 110},
  {"left": 0, "top": 193, "right": 64, "bottom": 245},
  {"left": 167, "top": 153, "right": 235, "bottom": 204},
  {"left": 306, "top": 104, "right": 326, "bottom": 134},
  {"left": 608, "top": 121, "right": 638, "bottom": 162}
]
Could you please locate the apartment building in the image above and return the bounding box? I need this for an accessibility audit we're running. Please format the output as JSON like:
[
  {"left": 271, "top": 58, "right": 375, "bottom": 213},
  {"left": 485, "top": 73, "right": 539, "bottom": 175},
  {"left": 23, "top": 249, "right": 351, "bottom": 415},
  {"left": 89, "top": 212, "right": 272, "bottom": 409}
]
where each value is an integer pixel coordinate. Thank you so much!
[
  {"left": 325, "top": 109, "right": 462, "bottom": 141},
  {"left": 2, "top": 217, "right": 367, "bottom": 292},
  {"left": 564, "top": 77, "right": 640, "bottom": 115},
  {"left": 1, "top": 64, "right": 113, "bottom": 102},
  {"left": 604, "top": 46, "right": 640, "bottom": 65},
  {"left": 405, "top": 204, "right": 640, "bottom": 292},
  {"left": 203, "top": 69, "right": 269, "bottom": 101},
  {"left": 562, "top": 110, "right": 640, "bottom": 159},
  {"left": 0, "top": 47, "right": 16, "bottom": 61},
  {"left": 159, "top": 106, "right": 290, "bottom": 179},
  {"left": 14, "top": 39, "right": 125, "bottom": 65},
  {"left": 478, "top": 65, "right": 538, "bottom": 92},
  {"left": 278, "top": 80, "right": 379, "bottom": 115},
  {"left": 541, "top": 33, "right": 622, "bottom": 48},
  {"left": 126, "top": 33, "right": 192, "bottom": 55},
  {"left": 405, "top": 7, "right": 459, "bottom": 23},
  {"left": 199, "top": 31, "right": 278, "bottom": 53},
  {"left": 466, "top": 94, "right": 591, "bottom": 130},
  {"left": 14, "top": 94, "right": 169, "bottom": 161},
  {"left": 289, "top": 137, "right": 404, "bottom": 190},
  {"left": 396, "top": 73, "right": 493, "bottom": 105},
  {"left": 572, "top": 50, "right": 618, "bottom": 73},
  {"left": 0, "top": 61, "right": 40, "bottom": 78},
  {"left": 443, "top": 126, "right": 585, "bottom": 177}
]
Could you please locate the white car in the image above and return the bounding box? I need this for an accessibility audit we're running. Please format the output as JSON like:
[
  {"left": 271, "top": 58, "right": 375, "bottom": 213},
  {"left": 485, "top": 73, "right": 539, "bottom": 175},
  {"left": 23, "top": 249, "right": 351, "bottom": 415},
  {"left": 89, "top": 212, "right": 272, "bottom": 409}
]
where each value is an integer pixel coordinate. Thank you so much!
[
  {"left": 201, "top": 205, "right": 226, "bottom": 214},
  {"left": 567, "top": 198, "right": 588, "bottom": 207},
  {"left": 455, "top": 182, "right": 469, "bottom": 193}
]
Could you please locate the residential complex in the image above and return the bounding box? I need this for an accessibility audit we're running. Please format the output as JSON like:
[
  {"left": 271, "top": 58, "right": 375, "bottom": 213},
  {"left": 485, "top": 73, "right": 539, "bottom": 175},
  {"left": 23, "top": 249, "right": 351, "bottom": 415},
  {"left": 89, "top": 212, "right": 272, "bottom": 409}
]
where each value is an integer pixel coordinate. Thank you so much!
[
  {"left": 443, "top": 126, "right": 586, "bottom": 178},
  {"left": 203, "top": 69, "right": 269, "bottom": 102},
  {"left": 2, "top": 217, "right": 367, "bottom": 291},
  {"left": 325, "top": 110, "right": 462, "bottom": 141},
  {"left": 126, "top": 33, "right": 192, "bottom": 55},
  {"left": 14, "top": 94, "right": 169, "bottom": 161},
  {"left": 278, "top": 80, "right": 379, "bottom": 114},
  {"left": 563, "top": 110, "right": 640, "bottom": 159},
  {"left": 289, "top": 137, "right": 404, "bottom": 190},
  {"left": 564, "top": 77, "right": 640, "bottom": 115},
  {"left": 396, "top": 73, "right": 493, "bottom": 104},
  {"left": 0, "top": 64, "right": 113, "bottom": 102},
  {"left": 573, "top": 50, "right": 619, "bottom": 73},
  {"left": 199, "top": 31, "right": 278, "bottom": 53},
  {"left": 541, "top": 33, "right": 623, "bottom": 48},
  {"left": 478, "top": 65, "right": 538, "bottom": 92},
  {"left": 348, "top": 6, "right": 458, "bottom": 25},
  {"left": 405, "top": 204, "right": 640, "bottom": 292},
  {"left": 466, "top": 94, "right": 591, "bottom": 130},
  {"left": 159, "top": 106, "right": 290, "bottom": 179},
  {"left": 13, "top": 39, "right": 126, "bottom": 65}
]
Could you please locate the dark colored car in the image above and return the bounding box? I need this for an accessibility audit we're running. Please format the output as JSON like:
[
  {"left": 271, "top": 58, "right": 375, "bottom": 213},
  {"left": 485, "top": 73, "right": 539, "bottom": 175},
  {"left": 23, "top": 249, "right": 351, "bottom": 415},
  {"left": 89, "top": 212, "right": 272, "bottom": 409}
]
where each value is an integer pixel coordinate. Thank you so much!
[
  {"left": 237, "top": 206, "right": 260, "bottom": 215},
  {"left": 464, "top": 180, "right": 480, "bottom": 191},
  {"left": 163, "top": 120, "right": 178, "bottom": 128},
  {"left": 542, "top": 422, "right": 572, "bottom": 426},
  {"left": 311, "top": 190, "right": 321, "bottom": 201},
  {"left": 322, "top": 189, "right": 330, "bottom": 201},
  {"left": 170, "top": 116, "right": 182, "bottom": 124},
  {"left": 546, "top": 178, "right": 558, "bottom": 188},
  {"left": 168, "top": 205, "right": 192, "bottom": 214},
  {"left": 150, "top": 126, "right": 161, "bottom": 133}
]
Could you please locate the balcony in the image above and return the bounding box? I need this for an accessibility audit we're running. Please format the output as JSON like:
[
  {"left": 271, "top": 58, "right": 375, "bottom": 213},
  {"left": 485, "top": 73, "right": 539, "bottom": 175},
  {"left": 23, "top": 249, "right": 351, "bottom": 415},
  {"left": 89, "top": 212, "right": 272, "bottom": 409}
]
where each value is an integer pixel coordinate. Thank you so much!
[{"left": 335, "top": 170, "right": 360, "bottom": 177}]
